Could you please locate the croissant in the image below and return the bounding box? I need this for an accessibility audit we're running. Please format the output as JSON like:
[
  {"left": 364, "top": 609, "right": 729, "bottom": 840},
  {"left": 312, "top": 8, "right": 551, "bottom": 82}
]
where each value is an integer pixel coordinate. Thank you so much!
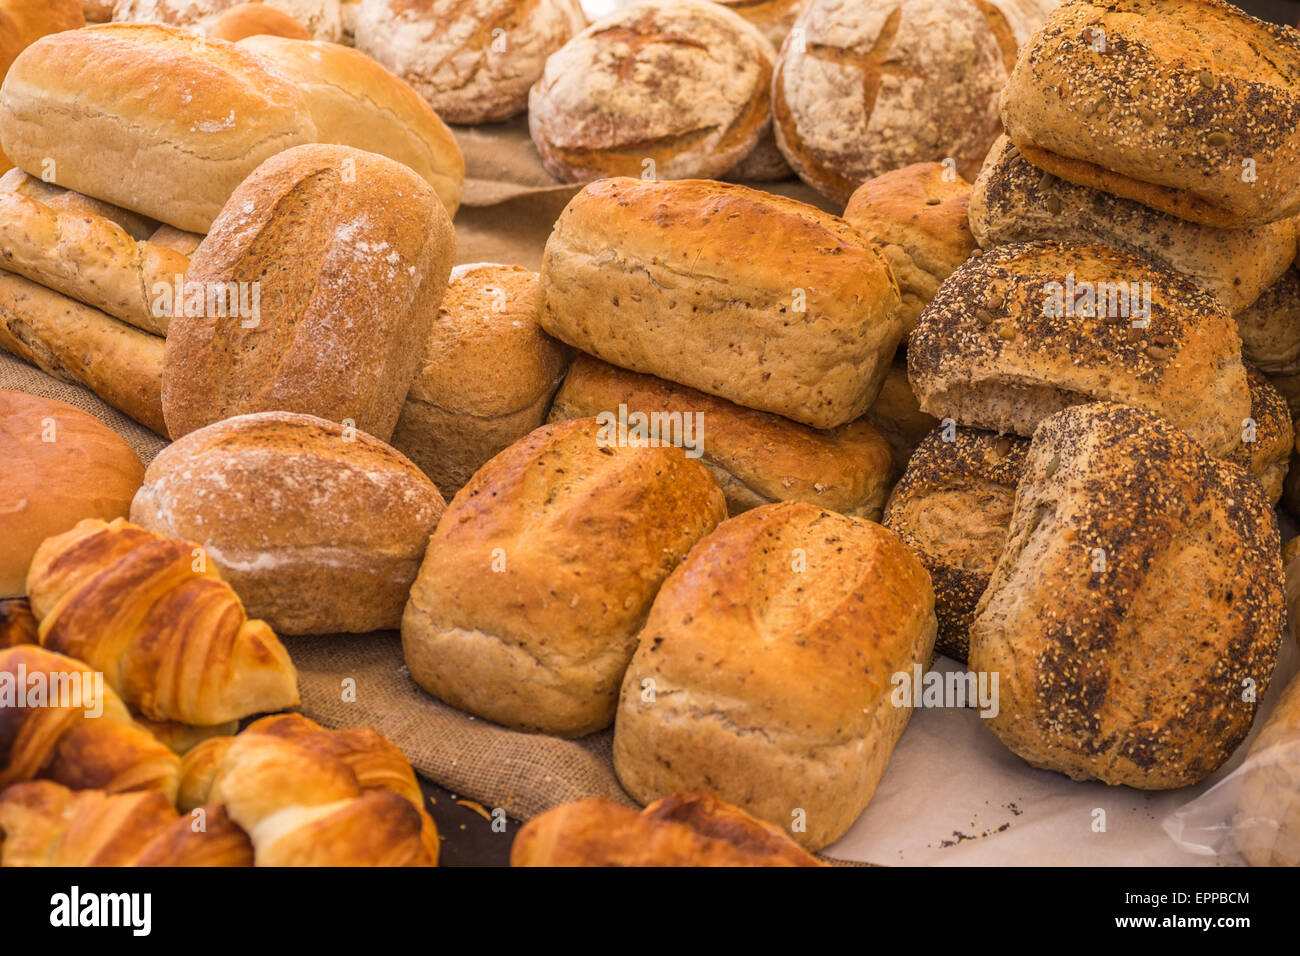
[
  {"left": 0, "top": 646, "right": 180, "bottom": 801},
  {"left": 25, "top": 517, "right": 300, "bottom": 725},
  {"left": 0, "top": 780, "right": 252, "bottom": 867}
]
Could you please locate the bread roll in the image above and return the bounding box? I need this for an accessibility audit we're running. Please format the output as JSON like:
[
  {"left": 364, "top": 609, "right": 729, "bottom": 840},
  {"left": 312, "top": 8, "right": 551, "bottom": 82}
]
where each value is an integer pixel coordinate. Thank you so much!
[
  {"left": 0, "top": 390, "right": 144, "bottom": 597},
  {"left": 614, "top": 501, "right": 936, "bottom": 850},
  {"left": 1232, "top": 670, "right": 1300, "bottom": 867},
  {"left": 162, "top": 144, "right": 455, "bottom": 442},
  {"left": 969, "top": 136, "right": 1299, "bottom": 315},
  {"left": 528, "top": 0, "right": 773, "bottom": 183},
  {"left": 1224, "top": 366, "right": 1293, "bottom": 506},
  {"left": 842, "top": 161, "right": 977, "bottom": 334},
  {"left": 356, "top": 0, "right": 586, "bottom": 125},
  {"left": 883, "top": 426, "right": 1028, "bottom": 662},
  {"left": 402, "top": 417, "right": 727, "bottom": 738},
  {"left": 539, "top": 178, "right": 903, "bottom": 430},
  {"left": 548, "top": 354, "right": 895, "bottom": 519},
  {"left": 237, "top": 35, "right": 465, "bottom": 217},
  {"left": 511, "top": 791, "right": 825, "bottom": 867},
  {"left": 1236, "top": 270, "right": 1300, "bottom": 416},
  {"left": 999, "top": 0, "right": 1300, "bottom": 228},
  {"left": 714, "top": 0, "right": 802, "bottom": 47},
  {"left": 114, "top": 0, "right": 344, "bottom": 40},
  {"left": 866, "top": 356, "right": 939, "bottom": 469},
  {"left": 908, "top": 241, "right": 1251, "bottom": 458},
  {"left": 969, "top": 403, "right": 1285, "bottom": 788},
  {"left": 130, "top": 412, "right": 447, "bottom": 635},
  {"left": 389, "top": 263, "right": 570, "bottom": 498},
  {"left": 211, "top": 1, "right": 312, "bottom": 38}
]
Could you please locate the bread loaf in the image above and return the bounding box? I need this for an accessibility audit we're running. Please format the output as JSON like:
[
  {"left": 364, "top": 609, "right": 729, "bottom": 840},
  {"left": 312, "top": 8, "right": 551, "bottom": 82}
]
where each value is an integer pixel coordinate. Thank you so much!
[
  {"left": 114, "top": 0, "right": 343, "bottom": 40},
  {"left": 162, "top": 143, "right": 455, "bottom": 442},
  {"left": 614, "top": 501, "right": 936, "bottom": 850},
  {"left": 402, "top": 417, "right": 727, "bottom": 737},
  {"left": 211, "top": 1, "right": 312, "bottom": 39},
  {"left": 539, "top": 178, "right": 903, "bottom": 430},
  {"left": 0, "top": 23, "right": 318, "bottom": 233},
  {"left": 969, "top": 402, "right": 1284, "bottom": 788},
  {"left": 1236, "top": 270, "right": 1300, "bottom": 415},
  {"left": 131, "top": 412, "right": 447, "bottom": 635}
]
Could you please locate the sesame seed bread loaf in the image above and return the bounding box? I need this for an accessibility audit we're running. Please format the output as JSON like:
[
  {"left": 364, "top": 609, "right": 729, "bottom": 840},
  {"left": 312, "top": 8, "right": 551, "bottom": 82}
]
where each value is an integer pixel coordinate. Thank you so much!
[
  {"left": 883, "top": 426, "right": 1029, "bottom": 662},
  {"left": 613, "top": 501, "right": 937, "bottom": 850},
  {"left": 130, "top": 412, "right": 447, "bottom": 635},
  {"left": 528, "top": 0, "right": 774, "bottom": 183},
  {"left": 539, "top": 178, "right": 903, "bottom": 430},
  {"left": 1232, "top": 670, "right": 1300, "bottom": 867},
  {"left": 969, "top": 136, "right": 1299, "bottom": 315},
  {"left": 908, "top": 241, "right": 1251, "bottom": 458},
  {"left": 969, "top": 402, "right": 1285, "bottom": 788},
  {"left": 1236, "top": 269, "right": 1300, "bottom": 415},
  {"left": 547, "top": 354, "right": 895, "bottom": 519},
  {"left": 401, "top": 417, "right": 727, "bottom": 738},
  {"left": 999, "top": 0, "right": 1300, "bottom": 228}
]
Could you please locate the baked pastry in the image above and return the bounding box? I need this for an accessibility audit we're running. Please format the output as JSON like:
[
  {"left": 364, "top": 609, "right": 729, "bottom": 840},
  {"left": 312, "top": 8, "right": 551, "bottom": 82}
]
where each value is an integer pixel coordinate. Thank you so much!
[
  {"left": 114, "top": 0, "right": 344, "bottom": 40},
  {"left": 528, "top": 0, "right": 773, "bottom": 183},
  {"left": 1224, "top": 365, "right": 1292, "bottom": 506},
  {"left": 1236, "top": 270, "right": 1300, "bottom": 415},
  {"left": 0, "top": 23, "right": 318, "bottom": 233},
  {"left": 1232, "top": 670, "right": 1300, "bottom": 867},
  {"left": 613, "top": 501, "right": 937, "bottom": 850},
  {"left": 236, "top": 35, "right": 465, "bottom": 217},
  {"left": 211, "top": 1, "right": 311, "bottom": 38},
  {"left": 0, "top": 645, "right": 181, "bottom": 800},
  {"left": 0, "top": 390, "right": 144, "bottom": 597},
  {"left": 0, "top": 598, "right": 36, "bottom": 647},
  {"left": 548, "top": 354, "right": 895, "bottom": 519},
  {"left": 131, "top": 411, "right": 448, "bottom": 635},
  {"left": 402, "top": 417, "right": 727, "bottom": 737},
  {"left": 389, "top": 263, "right": 570, "bottom": 497},
  {"left": 714, "top": 0, "right": 802, "bottom": 47},
  {"left": 842, "top": 161, "right": 977, "bottom": 334},
  {"left": 865, "top": 356, "right": 939, "bottom": 469},
  {"left": 26, "top": 517, "right": 300, "bottom": 726},
  {"left": 969, "top": 402, "right": 1285, "bottom": 788},
  {"left": 162, "top": 143, "right": 455, "bottom": 442},
  {"left": 999, "top": 0, "right": 1300, "bottom": 228},
  {"left": 908, "top": 241, "right": 1251, "bottom": 458},
  {"left": 356, "top": 0, "right": 586, "bottom": 125},
  {"left": 132, "top": 715, "right": 239, "bottom": 756},
  {"left": 969, "top": 136, "right": 1299, "bottom": 315},
  {"left": 883, "top": 426, "right": 1028, "bottom": 662},
  {"left": 539, "top": 178, "right": 903, "bottom": 430},
  {"left": 511, "top": 791, "right": 826, "bottom": 866}
]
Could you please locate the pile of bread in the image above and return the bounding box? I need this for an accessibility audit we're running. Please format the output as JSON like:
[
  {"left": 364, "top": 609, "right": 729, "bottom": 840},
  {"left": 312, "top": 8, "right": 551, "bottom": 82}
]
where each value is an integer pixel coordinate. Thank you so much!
[{"left": 0, "top": 0, "right": 1298, "bottom": 868}]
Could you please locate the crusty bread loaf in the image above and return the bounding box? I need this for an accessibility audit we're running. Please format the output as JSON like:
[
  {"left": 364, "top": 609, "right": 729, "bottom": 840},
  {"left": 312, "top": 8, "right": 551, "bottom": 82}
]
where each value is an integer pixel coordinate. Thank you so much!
[
  {"left": 0, "top": 168, "right": 158, "bottom": 242},
  {"left": 715, "top": 0, "right": 803, "bottom": 47},
  {"left": 211, "top": 1, "right": 312, "bottom": 38},
  {"left": 548, "top": 354, "right": 895, "bottom": 519},
  {"left": 357, "top": 0, "right": 586, "bottom": 125},
  {"left": 969, "top": 402, "right": 1285, "bottom": 788},
  {"left": 511, "top": 791, "right": 826, "bottom": 867},
  {"left": 614, "top": 501, "right": 936, "bottom": 850},
  {"left": 389, "top": 263, "right": 570, "bottom": 498},
  {"left": 843, "top": 161, "right": 977, "bottom": 334},
  {"left": 0, "top": 390, "right": 144, "bottom": 598},
  {"left": 539, "top": 178, "right": 903, "bottom": 430},
  {"left": 908, "top": 241, "right": 1251, "bottom": 458},
  {"left": 1224, "top": 366, "right": 1293, "bottom": 506},
  {"left": 1236, "top": 270, "right": 1300, "bottom": 416},
  {"left": 131, "top": 412, "right": 447, "bottom": 635},
  {"left": 866, "top": 356, "right": 940, "bottom": 469},
  {"left": 114, "top": 0, "right": 343, "bottom": 40},
  {"left": 970, "top": 136, "right": 1299, "bottom": 315},
  {"left": 1233, "top": 670, "right": 1300, "bottom": 866},
  {"left": 402, "top": 417, "right": 727, "bottom": 738},
  {"left": 162, "top": 143, "right": 455, "bottom": 442},
  {"left": 883, "top": 426, "right": 1028, "bottom": 662},
  {"left": 528, "top": 0, "right": 773, "bottom": 183},
  {"left": 237, "top": 35, "right": 465, "bottom": 217},
  {"left": 1000, "top": 0, "right": 1300, "bottom": 227},
  {"left": 0, "top": 23, "right": 319, "bottom": 234}
]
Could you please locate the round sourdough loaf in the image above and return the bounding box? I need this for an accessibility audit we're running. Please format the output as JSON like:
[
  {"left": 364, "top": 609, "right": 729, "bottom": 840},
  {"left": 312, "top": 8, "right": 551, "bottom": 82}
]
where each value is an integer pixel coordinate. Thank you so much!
[
  {"left": 356, "top": 0, "right": 586, "bottom": 125},
  {"left": 389, "top": 263, "right": 571, "bottom": 498},
  {"left": 968, "top": 402, "right": 1285, "bottom": 788},
  {"left": 113, "top": 0, "right": 343, "bottom": 40},
  {"left": 130, "top": 412, "right": 447, "bottom": 635},
  {"left": 528, "top": 0, "right": 774, "bottom": 183},
  {"left": 237, "top": 35, "right": 466, "bottom": 216},
  {"left": 999, "top": 0, "right": 1300, "bottom": 228},
  {"left": 401, "top": 417, "right": 727, "bottom": 738},
  {"left": 0, "top": 390, "right": 144, "bottom": 597},
  {"left": 883, "top": 425, "right": 1028, "bottom": 662},
  {"left": 211, "top": 2, "right": 311, "bottom": 39},
  {"left": 161, "top": 143, "right": 455, "bottom": 443},
  {"left": 613, "top": 501, "right": 937, "bottom": 850}
]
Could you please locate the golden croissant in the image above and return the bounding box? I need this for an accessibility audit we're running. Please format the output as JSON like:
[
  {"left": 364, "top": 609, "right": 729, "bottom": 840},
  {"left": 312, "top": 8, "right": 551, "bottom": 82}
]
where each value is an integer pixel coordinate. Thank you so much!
[{"left": 25, "top": 517, "right": 299, "bottom": 725}]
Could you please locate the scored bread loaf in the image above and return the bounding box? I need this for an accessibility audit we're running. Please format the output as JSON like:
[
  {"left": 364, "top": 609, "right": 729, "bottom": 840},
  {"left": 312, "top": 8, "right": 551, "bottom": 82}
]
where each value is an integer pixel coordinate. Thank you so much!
[
  {"left": 162, "top": 143, "right": 455, "bottom": 442},
  {"left": 969, "top": 403, "right": 1285, "bottom": 788},
  {"left": 548, "top": 354, "right": 895, "bottom": 519},
  {"left": 539, "top": 178, "right": 903, "bottom": 430},
  {"left": 908, "top": 241, "right": 1251, "bottom": 458},
  {"left": 130, "top": 412, "right": 448, "bottom": 635},
  {"left": 0, "top": 23, "right": 318, "bottom": 233}
]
